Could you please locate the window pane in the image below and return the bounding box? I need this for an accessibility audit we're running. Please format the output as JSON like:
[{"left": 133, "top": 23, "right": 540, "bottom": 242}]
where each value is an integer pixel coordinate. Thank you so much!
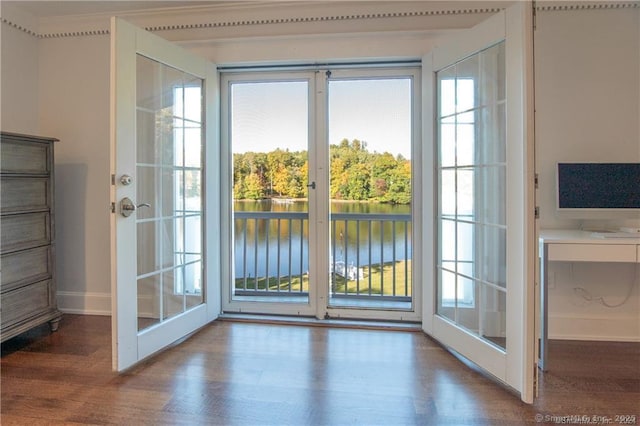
[
  {"left": 231, "top": 80, "right": 310, "bottom": 301},
  {"left": 455, "top": 55, "right": 478, "bottom": 113},
  {"left": 184, "top": 127, "right": 202, "bottom": 168},
  {"left": 481, "top": 225, "right": 506, "bottom": 288},
  {"left": 480, "top": 43, "right": 506, "bottom": 104},
  {"left": 438, "top": 269, "right": 457, "bottom": 319},
  {"left": 480, "top": 284, "right": 506, "bottom": 349},
  {"left": 456, "top": 168, "right": 475, "bottom": 218},
  {"left": 439, "top": 66, "right": 456, "bottom": 117},
  {"left": 456, "top": 112, "right": 476, "bottom": 167},
  {"left": 457, "top": 221, "right": 474, "bottom": 275},
  {"left": 440, "top": 169, "right": 456, "bottom": 217},
  {"left": 478, "top": 105, "right": 506, "bottom": 165},
  {"left": 440, "top": 116, "right": 456, "bottom": 167},
  {"left": 480, "top": 166, "right": 505, "bottom": 226},
  {"left": 137, "top": 274, "right": 160, "bottom": 331},
  {"left": 136, "top": 165, "right": 159, "bottom": 220},
  {"left": 439, "top": 219, "right": 456, "bottom": 268},
  {"left": 137, "top": 221, "right": 157, "bottom": 275},
  {"left": 456, "top": 276, "right": 478, "bottom": 330},
  {"left": 163, "top": 268, "right": 184, "bottom": 320}
]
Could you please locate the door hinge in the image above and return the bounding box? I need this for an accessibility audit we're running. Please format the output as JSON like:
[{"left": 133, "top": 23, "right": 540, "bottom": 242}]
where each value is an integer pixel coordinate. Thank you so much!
[
  {"left": 535, "top": 206, "right": 540, "bottom": 219},
  {"left": 111, "top": 174, "right": 116, "bottom": 185},
  {"left": 110, "top": 202, "right": 116, "bottom": 213},
  {"left": 534, "top": 173, "right": 539, "bottom": 189}
]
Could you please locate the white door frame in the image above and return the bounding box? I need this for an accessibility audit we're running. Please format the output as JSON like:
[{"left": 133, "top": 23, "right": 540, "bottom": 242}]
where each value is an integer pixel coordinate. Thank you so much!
[
  {"left": 219, "top": 67, "right": 422, "bottom": 322},
  {"left": 318, "top": 67, "right": 422, "bottom": 322},
  {"left": 219, "top": 71, "right": 319, "bottom": 317}
]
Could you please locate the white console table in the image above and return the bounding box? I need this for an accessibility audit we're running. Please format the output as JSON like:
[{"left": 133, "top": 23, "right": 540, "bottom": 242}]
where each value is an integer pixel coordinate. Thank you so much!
[{"left": 539, "top": 229, "right": 640, "bottom": 370}]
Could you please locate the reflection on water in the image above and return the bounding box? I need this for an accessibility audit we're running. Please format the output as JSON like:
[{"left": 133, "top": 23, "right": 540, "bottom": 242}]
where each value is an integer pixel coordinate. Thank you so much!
[
  {"left": 236, "top": 200, "right": 410, "bottom": 215},
  {"left": 234, "top": 200, "right": 411, "bottom": 278}
]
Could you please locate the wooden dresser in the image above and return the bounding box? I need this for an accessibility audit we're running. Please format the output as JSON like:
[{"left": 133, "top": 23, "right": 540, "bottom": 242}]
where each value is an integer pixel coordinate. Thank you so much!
[{"left": 1, "top": 132, "right": 62, "bottom": 342}]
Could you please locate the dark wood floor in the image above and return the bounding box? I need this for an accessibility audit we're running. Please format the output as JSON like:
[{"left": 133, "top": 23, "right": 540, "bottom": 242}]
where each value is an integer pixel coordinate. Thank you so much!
[{"left": 1, "top": 315, "right": 638, "bottom": 425}]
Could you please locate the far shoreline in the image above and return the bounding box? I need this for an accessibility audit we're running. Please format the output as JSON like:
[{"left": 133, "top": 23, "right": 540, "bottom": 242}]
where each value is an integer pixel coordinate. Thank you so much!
[{"left": 234, "top": 198, "right": 409, "bottom": 205}]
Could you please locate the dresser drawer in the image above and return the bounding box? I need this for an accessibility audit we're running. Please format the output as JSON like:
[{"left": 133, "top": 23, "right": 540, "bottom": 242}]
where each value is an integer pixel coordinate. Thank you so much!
[
  {"left": 0, "top": 139, "right": 50, "bottom": 174},
  {"left": 0, "top": 177, "right": 50, "bottom": 213},
  {"left": 1, "top": 280, "right": 53, "bottom": 328},
  {"left": 0, "top": 212, "right": 51, "bottom": 253},
  {"left": 1, "top": 246, "right": 51, "bottom": 291}
]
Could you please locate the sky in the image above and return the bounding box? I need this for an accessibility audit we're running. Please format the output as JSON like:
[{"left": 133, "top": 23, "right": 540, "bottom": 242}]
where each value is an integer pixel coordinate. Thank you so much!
[{"left": 230, "top": 78, "right": 412, "bottom": 159}]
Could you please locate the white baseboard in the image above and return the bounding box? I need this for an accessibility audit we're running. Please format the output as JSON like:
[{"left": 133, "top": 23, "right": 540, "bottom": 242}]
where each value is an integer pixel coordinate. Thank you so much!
[
  {"left": 549, "top": 313, "right": 640, "bottom": 342},
  {"left": 57, "top": 291, "right": 111, "bottom": 315},
  {"left": 55, "top": 292, "right": 640, "bottom": 343}
]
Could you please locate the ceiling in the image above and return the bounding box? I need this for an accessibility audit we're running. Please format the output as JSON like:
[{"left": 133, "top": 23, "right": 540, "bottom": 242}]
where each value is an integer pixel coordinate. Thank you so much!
[{"left": 3, "top": 1, "right": 239, "bottom": 18}]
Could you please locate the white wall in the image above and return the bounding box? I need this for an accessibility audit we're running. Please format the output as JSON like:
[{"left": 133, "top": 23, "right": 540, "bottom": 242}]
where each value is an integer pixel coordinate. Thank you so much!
[
  {"left": 38, "top": 35, "right": 112, "bottom": 314},
  {"left": 535, "top": 6, "right": 640, "bottom": 341},
  {"left": 2, "top": 1, "right": 638, "bottom": 340},
  {"left": 0, "top": 4, "right": 39, "bottom": 134}
]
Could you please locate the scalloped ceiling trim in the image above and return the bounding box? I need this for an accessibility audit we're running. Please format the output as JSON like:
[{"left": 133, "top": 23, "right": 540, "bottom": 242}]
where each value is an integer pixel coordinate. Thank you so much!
[
  {"left": 2, "top": 2, "right": 637, "bottom": 39},
  {"left": 39, "top": 29, "right": 110, "bottom": 38},
  {"left": 142, "top": 7, "right": 503, "bottom": 33},
  {"left": 1, "top": 17, "right": 38, "bottom": 37},
  {"left": 536, "top": 2, "right": 638, "bottom": 12}
]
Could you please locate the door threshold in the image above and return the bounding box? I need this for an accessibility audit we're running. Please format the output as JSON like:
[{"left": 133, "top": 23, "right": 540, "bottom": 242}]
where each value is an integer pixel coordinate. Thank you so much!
[{"left": 218, "top": 313, "right": 422, "bottom": 332}]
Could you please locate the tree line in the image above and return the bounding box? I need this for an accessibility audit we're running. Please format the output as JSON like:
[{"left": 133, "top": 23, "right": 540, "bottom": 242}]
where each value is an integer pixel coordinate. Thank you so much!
[{"left": 234, "top": 138, "right": 411, "bottom": 204}]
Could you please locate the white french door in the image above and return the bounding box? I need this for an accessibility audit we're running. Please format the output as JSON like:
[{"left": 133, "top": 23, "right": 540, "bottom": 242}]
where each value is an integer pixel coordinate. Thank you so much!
[
  {"left": 110, "top": 18, "right": 220, "bottom": 371},
  {"left": 220, "top": 72, "right": 318, "bottom": 317},
  {"left": 323, "top": 68, "right": 421, "bottom": 322},
  {"left": 220, "top": 68, "right": 421, "bottom": 322},
  {"left": 422, "top": 3, "right": 537, "bottom": 403}
]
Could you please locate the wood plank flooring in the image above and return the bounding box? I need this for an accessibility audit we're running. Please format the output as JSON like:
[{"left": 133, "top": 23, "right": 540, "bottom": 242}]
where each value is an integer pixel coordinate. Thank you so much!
[{"left": 1, "top": 315, "right": 638, "bottom": 425}]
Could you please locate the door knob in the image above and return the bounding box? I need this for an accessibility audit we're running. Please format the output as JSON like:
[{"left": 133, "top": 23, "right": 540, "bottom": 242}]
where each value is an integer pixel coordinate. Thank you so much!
[{"left": 120, "top": 198, "right": 151, "bottom": 217}]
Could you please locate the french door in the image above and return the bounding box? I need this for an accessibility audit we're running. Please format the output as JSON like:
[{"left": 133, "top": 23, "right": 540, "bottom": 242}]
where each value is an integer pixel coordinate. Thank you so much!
[
  {"left": 422, "top": 3, "right": 537, "bottom": 403},
  {"left": 221, "top": 72, "right": 317, "bottom": 317},
  {"left": 221, "top": 68, "right": 421, "bottom": 321},
  {"left": 110, "top": 18, "right": 220, "bottom": 371}
]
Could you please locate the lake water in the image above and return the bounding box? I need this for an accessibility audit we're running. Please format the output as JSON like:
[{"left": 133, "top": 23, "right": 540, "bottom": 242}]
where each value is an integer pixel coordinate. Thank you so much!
[{"left": 234, "top": 200, "right": 412, "bottom": 278}]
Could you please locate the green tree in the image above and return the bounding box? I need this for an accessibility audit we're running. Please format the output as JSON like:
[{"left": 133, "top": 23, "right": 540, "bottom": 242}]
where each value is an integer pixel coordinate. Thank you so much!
[
  {"left": 232, "top": 139, "right": 411, "bottom": 204},
  {"left": 300, "top": 161, "right": 309, "bottom": 197},
  {"left": 244, "top": 172, "right": 265, "bottom": 199},
  {"left": 370, "top": 152, "right": 397, "bottom": 200},
  {"left": 234, "top": 177, "right": 246, "bottom": 199},
  {"left": 272, "top": 165, "right": 292, "bottom": 197},
  {"left": 384, "top": 160, "right": 411, "bottom": 204},
  {"left": 345, "top": 163, "right": 371, "bottom": 200}
]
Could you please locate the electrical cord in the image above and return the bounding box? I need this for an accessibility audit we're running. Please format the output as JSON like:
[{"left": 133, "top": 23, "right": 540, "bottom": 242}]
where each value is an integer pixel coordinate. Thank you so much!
[{"left": 571, "top": 263, "right": 639, "bottom": 308}]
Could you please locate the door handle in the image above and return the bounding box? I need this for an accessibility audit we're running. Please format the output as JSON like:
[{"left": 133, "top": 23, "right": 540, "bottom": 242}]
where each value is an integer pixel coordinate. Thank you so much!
[{"left": 120, "top": 197, "right": 151, "bottom": 217}]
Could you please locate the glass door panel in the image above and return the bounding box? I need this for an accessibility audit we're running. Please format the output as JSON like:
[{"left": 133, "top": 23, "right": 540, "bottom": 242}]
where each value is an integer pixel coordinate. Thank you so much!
[
  {"left": 225, "top": 78, "right": 313, "bottom": 312},
  {"left": 135, "top": 55, "right": 204, "bottom": 331},
  {"left": 325, "top": 72, "right": 417, "bottom": 319}
]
